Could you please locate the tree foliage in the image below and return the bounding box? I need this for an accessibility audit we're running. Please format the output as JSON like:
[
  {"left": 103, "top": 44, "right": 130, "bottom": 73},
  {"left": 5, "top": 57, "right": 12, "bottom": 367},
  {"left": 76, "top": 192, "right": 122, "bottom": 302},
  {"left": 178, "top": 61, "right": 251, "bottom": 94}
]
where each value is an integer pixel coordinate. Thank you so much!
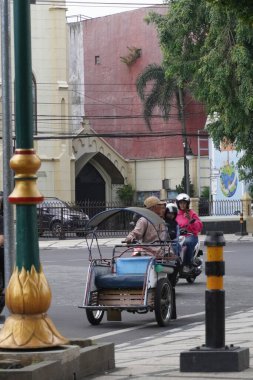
[
  {"left": 207, "top": 0, "right": 253, "bottom": 24},
  {"left": 175, "top": 176, "right": 195, "bottom": 197},
  {"left": 147, "top": 0, "right": 253, "bottom": 182},
  {"left": 117, "top": 184, "right": 135, "bottom": 203},
  {"left": 136, "top": 63, "right": 178, "bottom": 129}
]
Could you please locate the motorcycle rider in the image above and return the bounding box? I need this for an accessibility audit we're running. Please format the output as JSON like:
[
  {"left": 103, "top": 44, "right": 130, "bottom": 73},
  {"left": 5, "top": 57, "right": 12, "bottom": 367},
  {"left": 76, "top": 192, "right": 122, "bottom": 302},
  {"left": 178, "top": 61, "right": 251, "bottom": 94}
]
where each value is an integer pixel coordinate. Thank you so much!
[
  {"left": 176, "top": 193, "right": 203, "bottom": 272},
  {"left": 164, "top": 203, "right": 181, "bottom": 256}
]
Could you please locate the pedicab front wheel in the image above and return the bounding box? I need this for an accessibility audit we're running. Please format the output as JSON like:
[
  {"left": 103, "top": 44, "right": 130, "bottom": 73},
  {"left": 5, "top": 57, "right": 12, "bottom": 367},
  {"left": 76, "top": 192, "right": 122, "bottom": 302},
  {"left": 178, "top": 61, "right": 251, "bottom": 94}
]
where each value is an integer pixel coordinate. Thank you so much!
[
  {"left": 86, "top": 309, "right": 104, "bottom": 325},
  {"left": 154, "top": 278, "right": 172, "bottom": 327}
]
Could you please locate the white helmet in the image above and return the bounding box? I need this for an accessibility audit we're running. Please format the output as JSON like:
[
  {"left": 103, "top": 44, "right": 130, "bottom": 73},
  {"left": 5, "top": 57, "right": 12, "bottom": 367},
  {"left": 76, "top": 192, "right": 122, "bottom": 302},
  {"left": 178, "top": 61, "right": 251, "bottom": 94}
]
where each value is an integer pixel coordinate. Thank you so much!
[
  {"left": 176, "top": 193, "right": 190, "bottom": 208},
  {"left": 166, "top": 203, "right": 178, "bottom": 216}
]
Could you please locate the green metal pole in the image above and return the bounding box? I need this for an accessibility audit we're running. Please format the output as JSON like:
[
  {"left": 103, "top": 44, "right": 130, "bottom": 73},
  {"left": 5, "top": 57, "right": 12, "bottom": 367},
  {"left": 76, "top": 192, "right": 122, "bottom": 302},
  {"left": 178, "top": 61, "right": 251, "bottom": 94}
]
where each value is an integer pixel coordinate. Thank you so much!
[
  {"left": 13, "top": 0, "right": 39, "bottom": 272},
  {"left": 0, "top": 0, "right": 67, "bottom": 350},
  {"left": 14, "top": 1, "right": 33, "bottom": 147}
]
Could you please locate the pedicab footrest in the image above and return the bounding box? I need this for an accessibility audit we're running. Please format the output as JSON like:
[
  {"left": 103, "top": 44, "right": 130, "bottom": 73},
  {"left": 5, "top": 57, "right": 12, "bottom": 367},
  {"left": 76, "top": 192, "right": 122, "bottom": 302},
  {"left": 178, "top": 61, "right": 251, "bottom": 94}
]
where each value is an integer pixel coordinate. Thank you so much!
[{"left": 95, "top": 274, "right": 145, "bottom": 289}]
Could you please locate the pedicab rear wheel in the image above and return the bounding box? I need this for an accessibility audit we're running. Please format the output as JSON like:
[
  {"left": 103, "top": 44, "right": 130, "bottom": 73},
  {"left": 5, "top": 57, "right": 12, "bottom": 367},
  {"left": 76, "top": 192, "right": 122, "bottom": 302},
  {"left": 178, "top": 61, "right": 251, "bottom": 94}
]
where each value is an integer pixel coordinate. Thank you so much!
[
  {"left": 154, "top": 278, "right": 172, "bottom": 327},
  {"left": 86, "top": 309, "right": 104, "bottom": 325}
]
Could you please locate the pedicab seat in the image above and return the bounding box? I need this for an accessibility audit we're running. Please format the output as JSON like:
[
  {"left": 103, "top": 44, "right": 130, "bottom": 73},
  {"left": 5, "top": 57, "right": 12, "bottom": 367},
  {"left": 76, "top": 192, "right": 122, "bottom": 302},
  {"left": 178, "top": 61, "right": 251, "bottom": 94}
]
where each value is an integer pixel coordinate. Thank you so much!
[{"left": 95, "top": 256, "right": 153, "bottom": 289}]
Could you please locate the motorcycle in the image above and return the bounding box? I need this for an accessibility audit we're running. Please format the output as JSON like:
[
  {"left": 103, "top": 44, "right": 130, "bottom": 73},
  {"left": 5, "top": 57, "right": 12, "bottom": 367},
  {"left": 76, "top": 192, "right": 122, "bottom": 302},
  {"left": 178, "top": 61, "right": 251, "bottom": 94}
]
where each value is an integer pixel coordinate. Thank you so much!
[{"left": 175, "top": 232, "right": 203, "bottom": 284}]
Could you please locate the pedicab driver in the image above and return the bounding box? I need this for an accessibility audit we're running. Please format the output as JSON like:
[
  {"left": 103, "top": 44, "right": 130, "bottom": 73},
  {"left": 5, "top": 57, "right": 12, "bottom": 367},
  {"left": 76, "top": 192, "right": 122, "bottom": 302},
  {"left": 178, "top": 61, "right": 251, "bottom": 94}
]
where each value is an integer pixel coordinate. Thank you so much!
[{"left": 124, "top": 196, "right": 166, "bottom": 254}]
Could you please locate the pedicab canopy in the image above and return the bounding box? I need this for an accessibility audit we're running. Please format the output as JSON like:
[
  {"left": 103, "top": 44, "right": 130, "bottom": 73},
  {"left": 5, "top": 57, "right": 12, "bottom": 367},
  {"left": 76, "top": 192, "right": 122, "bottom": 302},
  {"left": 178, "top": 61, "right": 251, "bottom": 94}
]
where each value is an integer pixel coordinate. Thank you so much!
[{"left": 86, "top": 206, "right": 165, "bottom": 233}]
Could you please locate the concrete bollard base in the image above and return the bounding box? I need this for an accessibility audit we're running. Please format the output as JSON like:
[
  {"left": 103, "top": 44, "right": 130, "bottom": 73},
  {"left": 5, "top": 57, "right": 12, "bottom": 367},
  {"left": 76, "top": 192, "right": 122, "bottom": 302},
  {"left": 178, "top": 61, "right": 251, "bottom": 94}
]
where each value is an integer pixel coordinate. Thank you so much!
[
  {"left": 0, "top": 339, "right": 115, "bottom": 379},
  {"left": 180, "top": 345, "right": 249, "bottom": 372}
]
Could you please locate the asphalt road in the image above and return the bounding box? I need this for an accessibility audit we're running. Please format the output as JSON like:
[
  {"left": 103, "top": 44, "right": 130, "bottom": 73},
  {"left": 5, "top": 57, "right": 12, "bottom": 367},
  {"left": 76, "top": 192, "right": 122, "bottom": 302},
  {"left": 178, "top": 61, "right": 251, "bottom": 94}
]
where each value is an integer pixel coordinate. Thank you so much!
[{"left": 39, "top": 242, "right": 253, "bottom": 346}]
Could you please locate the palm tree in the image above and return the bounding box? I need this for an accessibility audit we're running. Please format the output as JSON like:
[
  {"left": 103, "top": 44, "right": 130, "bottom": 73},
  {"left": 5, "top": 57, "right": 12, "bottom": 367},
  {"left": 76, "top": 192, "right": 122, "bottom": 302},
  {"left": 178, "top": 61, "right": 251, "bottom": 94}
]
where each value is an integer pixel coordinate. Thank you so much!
[
  {"left": 136, "top": 63, "right": 190, "bottom": 193},
  {"left": 136, "top": 63, "right": 179, "bottom": 130}
]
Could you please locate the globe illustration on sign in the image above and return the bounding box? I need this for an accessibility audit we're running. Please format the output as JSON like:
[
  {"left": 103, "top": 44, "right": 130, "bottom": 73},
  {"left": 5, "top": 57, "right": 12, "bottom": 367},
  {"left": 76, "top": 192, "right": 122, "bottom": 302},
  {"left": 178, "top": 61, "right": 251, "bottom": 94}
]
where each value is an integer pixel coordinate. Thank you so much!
[{"left": 219, "top": 162, "right": 238, "bottom": 197}]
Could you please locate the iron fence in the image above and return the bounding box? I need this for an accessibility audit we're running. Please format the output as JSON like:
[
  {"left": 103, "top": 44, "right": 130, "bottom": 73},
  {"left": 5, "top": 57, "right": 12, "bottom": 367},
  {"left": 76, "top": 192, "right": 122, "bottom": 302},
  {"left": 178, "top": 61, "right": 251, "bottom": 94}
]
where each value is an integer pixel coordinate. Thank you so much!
[
  {"left": 199, "top": 199, "right": 243, "bottom": 217},
  {"left": 37, "top": 199, "right": 248, "bottom": 239}
]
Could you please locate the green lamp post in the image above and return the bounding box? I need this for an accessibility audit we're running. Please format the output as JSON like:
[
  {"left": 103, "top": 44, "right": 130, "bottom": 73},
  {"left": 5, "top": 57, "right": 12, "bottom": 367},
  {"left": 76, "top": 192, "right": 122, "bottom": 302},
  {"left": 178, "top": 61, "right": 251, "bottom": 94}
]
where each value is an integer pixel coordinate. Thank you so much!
[{"left": 0, "top": 0, "right": 68, "bottom": 349}]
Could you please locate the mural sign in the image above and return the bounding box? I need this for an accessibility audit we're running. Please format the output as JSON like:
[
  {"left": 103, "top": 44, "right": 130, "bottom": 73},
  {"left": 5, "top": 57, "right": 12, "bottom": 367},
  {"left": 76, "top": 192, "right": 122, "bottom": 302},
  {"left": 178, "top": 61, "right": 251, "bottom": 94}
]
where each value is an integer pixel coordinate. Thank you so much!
[{"left": 210, "top": 140, "right": 244, "bottom": 201}]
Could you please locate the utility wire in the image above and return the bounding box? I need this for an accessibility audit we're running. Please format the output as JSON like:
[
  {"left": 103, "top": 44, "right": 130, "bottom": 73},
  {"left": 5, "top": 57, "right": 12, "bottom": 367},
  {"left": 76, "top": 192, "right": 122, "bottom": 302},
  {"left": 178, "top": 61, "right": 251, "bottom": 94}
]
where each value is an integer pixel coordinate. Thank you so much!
[
  {"left": 4, "top": 130, "right": 209, "bottom": 141},
  {"left": 38, "top": 1, "right": 165, "bottom": 8}
]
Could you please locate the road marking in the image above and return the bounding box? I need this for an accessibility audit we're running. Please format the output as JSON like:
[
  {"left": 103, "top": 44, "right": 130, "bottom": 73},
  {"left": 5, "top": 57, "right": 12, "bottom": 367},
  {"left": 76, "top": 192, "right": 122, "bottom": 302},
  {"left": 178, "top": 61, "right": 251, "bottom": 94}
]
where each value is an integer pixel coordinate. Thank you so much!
[
  {"left": 87, "top": 307, "right": 233, "bottom": 341},
  {"left": 87, "top": 311, "right": 206, "bottom": 340}
]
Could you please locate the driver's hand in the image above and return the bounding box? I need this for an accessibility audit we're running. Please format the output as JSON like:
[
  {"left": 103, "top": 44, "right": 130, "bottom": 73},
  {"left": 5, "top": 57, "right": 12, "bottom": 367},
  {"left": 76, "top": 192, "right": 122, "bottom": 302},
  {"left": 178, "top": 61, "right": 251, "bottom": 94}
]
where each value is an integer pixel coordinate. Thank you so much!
[{"left": 124, "top": 236, "right": 133, "bottom": 244}]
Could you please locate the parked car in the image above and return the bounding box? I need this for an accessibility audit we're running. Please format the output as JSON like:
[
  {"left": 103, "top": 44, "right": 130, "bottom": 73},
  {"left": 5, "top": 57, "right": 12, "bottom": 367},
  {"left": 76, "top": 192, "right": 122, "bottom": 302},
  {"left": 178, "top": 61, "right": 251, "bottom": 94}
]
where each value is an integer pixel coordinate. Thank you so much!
[{"left": 37, "top": 197, "right": 89, "bottom": 238}]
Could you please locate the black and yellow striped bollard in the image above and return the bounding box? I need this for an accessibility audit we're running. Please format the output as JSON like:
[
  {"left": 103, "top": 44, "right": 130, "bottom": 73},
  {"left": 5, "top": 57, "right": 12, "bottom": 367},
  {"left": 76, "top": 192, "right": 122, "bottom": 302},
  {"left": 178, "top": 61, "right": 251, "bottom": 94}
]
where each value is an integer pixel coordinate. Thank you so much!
[
  {"left": 205, "top": 230, "right": 226, "bottom": 348},
  {"left": 180, "top": 231, "right": 249, "bottom": 372}
]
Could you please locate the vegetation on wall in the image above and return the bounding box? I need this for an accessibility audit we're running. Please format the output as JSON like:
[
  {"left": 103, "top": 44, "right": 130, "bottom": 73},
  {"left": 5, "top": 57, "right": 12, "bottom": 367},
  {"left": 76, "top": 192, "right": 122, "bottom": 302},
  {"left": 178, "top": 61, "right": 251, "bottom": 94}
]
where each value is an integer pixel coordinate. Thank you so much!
[{"left": 120, "top": 47, "right": 142, "bottom": 66}]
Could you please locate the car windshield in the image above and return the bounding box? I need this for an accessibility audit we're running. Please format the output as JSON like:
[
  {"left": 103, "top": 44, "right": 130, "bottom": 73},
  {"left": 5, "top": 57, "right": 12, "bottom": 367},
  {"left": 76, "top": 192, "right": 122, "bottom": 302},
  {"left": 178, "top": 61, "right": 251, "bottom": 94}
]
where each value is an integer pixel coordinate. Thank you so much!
[{"left": 42, "top": 199, "right": 68, "bottom": 208}]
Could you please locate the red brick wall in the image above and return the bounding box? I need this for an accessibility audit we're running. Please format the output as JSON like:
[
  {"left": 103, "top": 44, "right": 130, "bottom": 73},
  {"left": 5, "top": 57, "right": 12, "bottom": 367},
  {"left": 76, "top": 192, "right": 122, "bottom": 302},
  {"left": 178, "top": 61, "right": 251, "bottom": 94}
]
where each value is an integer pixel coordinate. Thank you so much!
[{"left": 83, "top": 6, "right": 207, "bottom": 159}]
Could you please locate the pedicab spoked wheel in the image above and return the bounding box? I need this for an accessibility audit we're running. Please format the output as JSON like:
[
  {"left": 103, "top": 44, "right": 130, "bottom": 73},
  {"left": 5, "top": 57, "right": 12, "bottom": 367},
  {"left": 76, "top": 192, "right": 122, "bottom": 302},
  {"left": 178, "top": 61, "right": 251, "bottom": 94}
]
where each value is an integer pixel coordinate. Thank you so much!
[
  {"left": 86, "top": 309, "right": 104, "bottom": 325},
  {"left": 154, "top": 278, "right": 172, "bottom": 327}
]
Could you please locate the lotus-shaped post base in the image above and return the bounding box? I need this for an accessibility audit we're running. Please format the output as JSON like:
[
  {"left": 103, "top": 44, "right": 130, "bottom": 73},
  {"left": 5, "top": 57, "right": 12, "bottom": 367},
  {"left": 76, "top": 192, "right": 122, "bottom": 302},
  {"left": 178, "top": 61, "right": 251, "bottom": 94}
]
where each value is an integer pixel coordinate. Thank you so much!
[
  {"left": 0, "top": 265, "right": 69, "bottom": 349},
  {"left": 0, "top": 313, "right": 68, "bottom": 349}
]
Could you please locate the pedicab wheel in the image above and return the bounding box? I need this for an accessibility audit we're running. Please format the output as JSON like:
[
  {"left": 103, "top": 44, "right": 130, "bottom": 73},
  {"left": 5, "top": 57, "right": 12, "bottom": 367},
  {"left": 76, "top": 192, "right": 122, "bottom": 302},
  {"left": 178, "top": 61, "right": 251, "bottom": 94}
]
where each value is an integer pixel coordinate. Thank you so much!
[
  {"left": 86, "top": 309, "right": 104, "bottom": 325},
  {"left": 154, "top": 278, "right": 172, "bottom": 327},
  {"left": 0, "top": 288, "right": 4, "bottom": 314},
  {"left": 186, "top": 276, "right": 196, "bottom": 284}
]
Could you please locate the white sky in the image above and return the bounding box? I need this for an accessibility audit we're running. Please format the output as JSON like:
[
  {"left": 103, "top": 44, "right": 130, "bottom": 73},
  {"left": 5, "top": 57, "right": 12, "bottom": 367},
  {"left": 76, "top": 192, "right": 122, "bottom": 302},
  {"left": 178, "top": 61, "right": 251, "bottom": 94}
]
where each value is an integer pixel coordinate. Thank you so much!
[{"left": 66, "top": 1, "right": 163, "bottom": 19}]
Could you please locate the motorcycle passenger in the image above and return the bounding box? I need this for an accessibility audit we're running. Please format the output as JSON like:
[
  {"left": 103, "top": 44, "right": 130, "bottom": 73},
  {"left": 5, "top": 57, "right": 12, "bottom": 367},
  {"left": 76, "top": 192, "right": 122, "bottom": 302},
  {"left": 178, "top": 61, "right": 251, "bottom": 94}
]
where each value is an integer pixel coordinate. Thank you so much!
[
  {"left": 164, "top": 203, "right": 181, "bottom": 256},
  {"left": 176, "top": 193, "right": 203, "bottom": 272},
  {"left": 125, "top": 196, "right": 166, "bottom": 254}
]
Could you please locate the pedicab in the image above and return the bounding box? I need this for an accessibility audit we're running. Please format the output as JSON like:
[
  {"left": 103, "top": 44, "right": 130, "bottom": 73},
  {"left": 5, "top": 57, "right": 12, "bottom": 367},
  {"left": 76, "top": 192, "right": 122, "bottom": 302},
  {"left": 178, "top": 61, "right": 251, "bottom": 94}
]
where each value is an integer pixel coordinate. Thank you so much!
[{"left": 79, "top": 207, "right": 179, "bottom": 327}]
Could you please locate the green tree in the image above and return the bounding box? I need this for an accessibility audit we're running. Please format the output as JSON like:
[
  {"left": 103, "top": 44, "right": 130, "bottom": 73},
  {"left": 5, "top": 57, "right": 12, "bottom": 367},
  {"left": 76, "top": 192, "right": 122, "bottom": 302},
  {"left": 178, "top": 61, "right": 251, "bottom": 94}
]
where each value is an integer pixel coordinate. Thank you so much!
[
  {"left": 136, "top": 63, "right": 179, "bottom": 129},
  {"left": 207, "top": 0, "right": 253, "bottom": 24},
  {"left": 136, "top": 64, "right": 192, "bottom": 192},
  {"left": 117, "top": 184, "right": 135, "bottom": 203},
  {"left": 200, "top": 186, "right": 210, "bottom": 199},
  {"left": 175, "top": 176, "right": 195, "bottom": 197},
  {"left": 147, "top": 0, "right": 253, "bottom": 182}
]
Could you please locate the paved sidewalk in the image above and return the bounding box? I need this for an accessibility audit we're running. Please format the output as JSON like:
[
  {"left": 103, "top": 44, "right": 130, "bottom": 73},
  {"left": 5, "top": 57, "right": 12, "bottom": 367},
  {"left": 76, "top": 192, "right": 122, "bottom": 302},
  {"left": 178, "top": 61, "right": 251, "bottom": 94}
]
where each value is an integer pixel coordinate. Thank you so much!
[
  {"left": 39, "top": 233, "right": 253, "bottom": 249},
  {"left": 87, "top": 308, "right": 253, "bottom": 379}
]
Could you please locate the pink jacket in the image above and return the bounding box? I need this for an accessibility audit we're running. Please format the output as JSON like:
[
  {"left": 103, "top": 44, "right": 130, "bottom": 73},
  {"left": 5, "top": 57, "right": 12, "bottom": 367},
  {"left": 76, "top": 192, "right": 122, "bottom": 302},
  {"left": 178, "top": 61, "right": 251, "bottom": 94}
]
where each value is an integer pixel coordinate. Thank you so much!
[{"left": 176, "top": 209, "right": 203, "bottom": 236}]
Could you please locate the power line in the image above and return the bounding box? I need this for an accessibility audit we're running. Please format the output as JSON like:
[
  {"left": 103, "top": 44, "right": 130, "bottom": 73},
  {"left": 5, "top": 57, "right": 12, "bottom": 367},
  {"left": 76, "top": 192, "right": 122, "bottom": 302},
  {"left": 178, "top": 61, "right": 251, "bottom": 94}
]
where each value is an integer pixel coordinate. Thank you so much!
[
  {"left": 8, "top": 130, "right": 209, "bottom": 140},
  {"left": 38, "top": 1, "right": 165, "bottom": 8}
]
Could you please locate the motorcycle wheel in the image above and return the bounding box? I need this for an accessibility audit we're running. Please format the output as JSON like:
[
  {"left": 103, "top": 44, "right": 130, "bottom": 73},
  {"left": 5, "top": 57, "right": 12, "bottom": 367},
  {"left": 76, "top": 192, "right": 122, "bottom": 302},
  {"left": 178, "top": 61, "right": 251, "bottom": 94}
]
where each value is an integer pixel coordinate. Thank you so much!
[
  {"left": 154, "top": 278, "right": 172, "bottom": 327},
  {"left": 86, "top": 309, "right": 104, "bottom": 325},
  {"left": 186, "top": 276, "right": 196, "bottom": 284}
]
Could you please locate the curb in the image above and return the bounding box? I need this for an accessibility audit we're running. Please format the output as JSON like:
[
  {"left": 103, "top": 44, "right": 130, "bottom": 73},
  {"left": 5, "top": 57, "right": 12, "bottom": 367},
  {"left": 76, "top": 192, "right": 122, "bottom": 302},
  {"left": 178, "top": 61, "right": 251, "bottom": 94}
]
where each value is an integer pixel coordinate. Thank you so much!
[
  {"left": 0, "top": 339, "right": 115, "bottom": 380},
  {"left": 39, "top": 235, "right": 253, "bottom": 250}
]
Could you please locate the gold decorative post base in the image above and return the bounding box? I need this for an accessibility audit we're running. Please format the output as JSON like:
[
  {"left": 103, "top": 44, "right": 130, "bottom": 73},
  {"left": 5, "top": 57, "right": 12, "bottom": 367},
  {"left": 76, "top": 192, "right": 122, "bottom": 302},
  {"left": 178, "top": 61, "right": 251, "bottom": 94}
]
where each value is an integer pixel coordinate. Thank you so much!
[
  {"left": 0, "top": 265, "right": 69, "bottom": 349},
  {"left": 0, "top": 314, "right": 68, "bottom": 349}
]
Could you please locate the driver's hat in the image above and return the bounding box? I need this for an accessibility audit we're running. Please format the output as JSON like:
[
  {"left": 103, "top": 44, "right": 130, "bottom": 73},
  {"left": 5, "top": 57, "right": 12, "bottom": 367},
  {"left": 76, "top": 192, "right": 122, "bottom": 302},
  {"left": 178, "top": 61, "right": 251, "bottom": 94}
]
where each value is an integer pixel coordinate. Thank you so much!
[{"left": 144, "top": 196, "right": 166, "bottom": 209}]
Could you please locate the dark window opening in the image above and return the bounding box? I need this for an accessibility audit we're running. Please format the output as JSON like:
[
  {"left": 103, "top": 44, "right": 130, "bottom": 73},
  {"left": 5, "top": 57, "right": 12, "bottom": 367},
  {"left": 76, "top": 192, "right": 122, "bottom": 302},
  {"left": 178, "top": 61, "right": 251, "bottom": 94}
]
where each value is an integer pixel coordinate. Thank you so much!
[{"left": 95, "top": 56, "right": 100, "bottom": 65}]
